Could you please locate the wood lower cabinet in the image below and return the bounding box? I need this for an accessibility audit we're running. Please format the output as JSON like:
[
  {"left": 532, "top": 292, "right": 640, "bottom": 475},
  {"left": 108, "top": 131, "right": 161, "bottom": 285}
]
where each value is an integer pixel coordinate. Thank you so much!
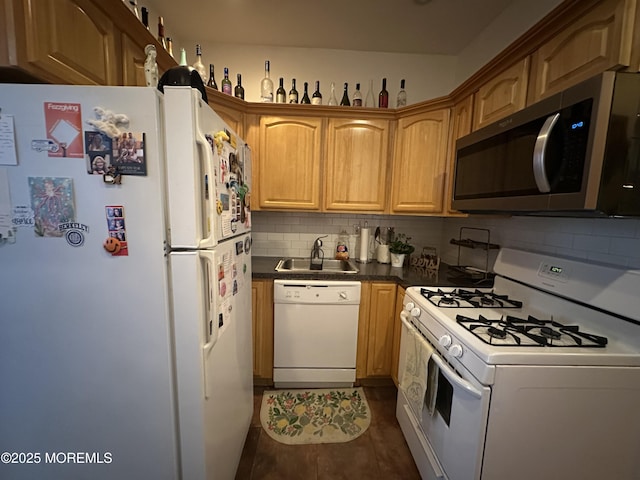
[
  {"left": 356, "top": 282, "right": 398, "bottom": 380},
  {"left": 324, "top": 118, "right": 390, "bottom": 212},
  {"left": 256, "top": 116, "right": 323, "bottom": 210},
  {"left": 391, "top": 286, "right": 406, "bottom": 387},
  {"left": 473, "top": 57, "right": 530, "bottom": 131},
  {"left": 391, "top": 107, "right": 450, "bottom": 214},
  {"left": 252, "top": 279, "right": 274, "bottom": 383},
  {"left": 528, "top": 0, "right": 637, "bottom": 103}
]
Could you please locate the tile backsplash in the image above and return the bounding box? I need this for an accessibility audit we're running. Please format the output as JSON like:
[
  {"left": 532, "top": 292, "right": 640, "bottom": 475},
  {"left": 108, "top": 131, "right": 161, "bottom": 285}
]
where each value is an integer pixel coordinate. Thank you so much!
[{"left": 251, "top": 211, "right": 640, "bottom": 270}]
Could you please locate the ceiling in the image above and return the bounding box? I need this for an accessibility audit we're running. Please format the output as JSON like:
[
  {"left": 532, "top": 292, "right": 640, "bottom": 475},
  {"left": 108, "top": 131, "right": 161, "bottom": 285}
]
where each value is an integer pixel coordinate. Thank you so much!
[{"left": 144, "top": 0, "right": 517, "bottom": 55}]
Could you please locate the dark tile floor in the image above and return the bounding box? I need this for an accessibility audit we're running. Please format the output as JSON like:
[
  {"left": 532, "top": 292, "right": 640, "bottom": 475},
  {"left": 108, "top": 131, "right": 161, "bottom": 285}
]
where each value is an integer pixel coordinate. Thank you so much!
[{"left": 235, "top": 385, "right": 421, "bottom": 480}]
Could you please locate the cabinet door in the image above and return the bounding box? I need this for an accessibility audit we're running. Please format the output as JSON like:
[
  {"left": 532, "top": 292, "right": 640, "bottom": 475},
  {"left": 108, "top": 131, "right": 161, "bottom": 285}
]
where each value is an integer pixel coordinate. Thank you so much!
[
  {"left": 7, "top": 0, "right": 118, "bottom": 85},
  {"left": 473, "top": 57, "right": 530, "bottom": 131},
  {"left": 324, "top": 118, "right": 390, "bottom": 212},
  {"left": 257, "top": 116, "right": 323, "bottom": 210},
  {"left": 528, "top": 0, "right": 636, "bottom": 103},
  {"left": 252, "top": 279, "right": 274, "bottom": 383},
  {"left": 366, "top": 283, "right": 397, "bottom": 377},
  {"left": 391, "top": 286, "right": 406, "bottom": 387},
  {"left": 391, "top": 108, "right": 450, "bottom": 214},
  {"left": 213, "top": 104, "right": 244, "bottom": 138},
  {"left": 121, "top": 33, "right": 147, "bottom": 86},
  {"left": 356, "top": 282, "right": 372, "bottom": 380},
  {"left": 444, "top": 96, "right": 473, "bottom": 216}
]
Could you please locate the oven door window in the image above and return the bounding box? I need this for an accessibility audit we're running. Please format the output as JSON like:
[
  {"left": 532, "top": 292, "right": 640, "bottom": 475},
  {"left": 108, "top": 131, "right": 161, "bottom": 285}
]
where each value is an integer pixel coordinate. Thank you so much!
[{"left": 434, "top": 370, "right": 453, "bottom": 426}]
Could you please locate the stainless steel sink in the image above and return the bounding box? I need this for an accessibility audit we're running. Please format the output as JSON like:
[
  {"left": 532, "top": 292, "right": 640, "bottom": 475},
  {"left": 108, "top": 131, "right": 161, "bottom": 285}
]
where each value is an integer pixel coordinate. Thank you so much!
[{"left": 275, "top": 258, "right": 359, "bottom": 274}]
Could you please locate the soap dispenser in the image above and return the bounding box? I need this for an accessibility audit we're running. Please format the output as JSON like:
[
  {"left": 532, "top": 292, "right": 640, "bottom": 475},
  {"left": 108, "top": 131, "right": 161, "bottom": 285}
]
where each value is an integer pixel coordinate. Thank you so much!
[{"left": 335, "top": 230, "right": 350, "bottom": 260}]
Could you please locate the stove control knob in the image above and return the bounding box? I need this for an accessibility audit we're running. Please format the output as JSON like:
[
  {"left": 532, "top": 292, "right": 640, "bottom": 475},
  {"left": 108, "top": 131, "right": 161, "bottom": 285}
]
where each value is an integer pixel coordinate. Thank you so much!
[
  {"left": 405, "top": 302, "right": 415, "bottom": 311},
  {"left": 439, "top": 335, "right": 452, "bottom": 348},
  {"left": 449, "top": 344, "right": 463, "bottom": 358},
  {"left": 409, "top": 307, "right": 421, "bottom": 317}
]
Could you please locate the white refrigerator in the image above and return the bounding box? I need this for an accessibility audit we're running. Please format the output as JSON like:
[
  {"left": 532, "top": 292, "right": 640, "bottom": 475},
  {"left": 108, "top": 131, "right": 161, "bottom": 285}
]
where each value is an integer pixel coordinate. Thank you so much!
[{"left": 0, "top": 84, "right": 253, "bottom": 480}]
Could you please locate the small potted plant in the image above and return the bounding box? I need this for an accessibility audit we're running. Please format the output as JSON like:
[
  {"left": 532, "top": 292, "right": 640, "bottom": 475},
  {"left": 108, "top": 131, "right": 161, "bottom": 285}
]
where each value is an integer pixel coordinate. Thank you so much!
[{"left": 389, "top": 233, "right": 415, "bottom": 267}]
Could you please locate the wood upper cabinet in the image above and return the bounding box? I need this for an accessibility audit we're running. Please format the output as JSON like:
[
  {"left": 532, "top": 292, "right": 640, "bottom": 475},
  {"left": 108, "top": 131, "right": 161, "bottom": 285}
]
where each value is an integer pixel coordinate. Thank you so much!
[
  {"left": 444, "top": 96, "right": 473, "bottom": 216},
  {"left": 391, "top": 286, "right": 406, "bottom": 387},
  {"left": 256, "top": 116, "right": 323, "bottom": 210},
  {"left": 324, "top": 118, "right": 390, "bottom": 212},
  {"left": 473, "top": 57, "right": 530, "bottom": 131},
  {"left": 121, "top": 32, "right": 147, "bottom": 86},
  {"left": 366, "top": 282, "right": 398, "bottom": 377},
  {"left": 1, "top": 0, "right": 118, "bottom": 85},
  {"left": 252, "top": 279, "right": 274, "bottom": 383},
  {"left": 528, "top": 0, "right": 637, "bottom": 103},
  {"left": 391, "top": 107, "right": 450, "bottom": 214}
]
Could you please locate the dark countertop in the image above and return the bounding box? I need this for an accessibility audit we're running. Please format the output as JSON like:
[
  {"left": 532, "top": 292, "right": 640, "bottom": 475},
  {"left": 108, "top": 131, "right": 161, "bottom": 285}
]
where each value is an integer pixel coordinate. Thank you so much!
[{"left": 252, "top": 256, "right": 494, "bottom": 289}]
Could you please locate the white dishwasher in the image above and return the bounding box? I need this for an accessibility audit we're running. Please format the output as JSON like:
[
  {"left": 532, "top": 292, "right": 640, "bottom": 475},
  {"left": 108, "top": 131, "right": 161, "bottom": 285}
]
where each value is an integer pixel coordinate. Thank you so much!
[{"left": 273, "top": 279, "right": 361, "bottom": 388}]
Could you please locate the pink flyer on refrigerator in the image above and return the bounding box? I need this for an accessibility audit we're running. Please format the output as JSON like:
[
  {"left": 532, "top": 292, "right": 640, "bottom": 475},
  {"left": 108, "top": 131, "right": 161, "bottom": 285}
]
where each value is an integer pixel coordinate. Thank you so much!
[{"left": 44, "top": 102, "right": 83, "bottom": 158}]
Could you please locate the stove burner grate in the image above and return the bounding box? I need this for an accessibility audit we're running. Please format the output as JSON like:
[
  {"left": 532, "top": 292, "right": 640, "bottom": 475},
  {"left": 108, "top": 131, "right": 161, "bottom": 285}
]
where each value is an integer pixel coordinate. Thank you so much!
[
  {"left": 420, "top": 288, "right": 523, "bottom": 309},
  {"left": 456, "top": 314, "right": 608, "bottom": 348}
]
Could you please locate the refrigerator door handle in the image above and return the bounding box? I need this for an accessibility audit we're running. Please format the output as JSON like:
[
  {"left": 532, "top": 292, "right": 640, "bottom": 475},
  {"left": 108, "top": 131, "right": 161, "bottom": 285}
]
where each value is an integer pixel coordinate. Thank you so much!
[
  {"left": 194, "top": 99, "right": 217, "bottom": 249},
  {"left": 200, "top": 250, "right": 218, "bottom": 399}
]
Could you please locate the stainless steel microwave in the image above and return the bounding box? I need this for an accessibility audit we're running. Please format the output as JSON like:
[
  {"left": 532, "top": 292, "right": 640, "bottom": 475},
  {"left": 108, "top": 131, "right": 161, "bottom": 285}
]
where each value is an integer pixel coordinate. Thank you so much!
[{"left": 452, "top": 72, "right": 640, "bottom": 217}]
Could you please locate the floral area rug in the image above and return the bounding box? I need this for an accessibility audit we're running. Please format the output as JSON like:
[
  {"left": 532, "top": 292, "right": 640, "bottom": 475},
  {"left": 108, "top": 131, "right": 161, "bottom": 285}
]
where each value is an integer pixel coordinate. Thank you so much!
[{"left": 260, "top": 388, "right": 371, "bottom": 445}]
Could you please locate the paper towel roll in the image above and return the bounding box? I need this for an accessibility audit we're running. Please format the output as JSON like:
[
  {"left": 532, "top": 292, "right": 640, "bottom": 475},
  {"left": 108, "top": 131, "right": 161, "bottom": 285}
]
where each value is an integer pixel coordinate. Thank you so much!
[{"left": 358, "top": 227, "right": 370, "bottom": 263}]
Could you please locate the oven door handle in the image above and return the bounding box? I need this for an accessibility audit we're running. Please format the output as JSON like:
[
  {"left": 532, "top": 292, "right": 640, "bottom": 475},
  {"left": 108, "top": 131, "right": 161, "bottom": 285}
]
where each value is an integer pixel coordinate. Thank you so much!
[
  {"left": 532, "top": 112, "right": 560, "bottom": 193},
  {"left": 400, "top": 313, "right": 483, "bottom": 399},
  {"left": 431, "top": 353, "right": 483, "bottom": 399}
]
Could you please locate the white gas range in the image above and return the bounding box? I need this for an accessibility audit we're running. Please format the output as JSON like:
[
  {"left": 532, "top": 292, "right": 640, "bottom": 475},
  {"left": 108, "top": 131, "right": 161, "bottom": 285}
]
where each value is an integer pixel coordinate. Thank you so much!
[{"left": 396, "top": 248, "right": 640, "bottom": 480}]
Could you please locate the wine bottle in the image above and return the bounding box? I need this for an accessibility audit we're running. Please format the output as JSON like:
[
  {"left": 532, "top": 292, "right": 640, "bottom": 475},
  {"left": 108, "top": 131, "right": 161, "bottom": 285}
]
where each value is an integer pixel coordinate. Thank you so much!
[
  {"left": 352, "top": 83, "right": 363, "bottom": 107},
  {"left": 260, "top": 60, "right": 274, "bottom": 102},
  {"left": 207, "top": 64, "right": 218, "bottom": 90},
  {"left": 166, "top": 38, "right": 174, "bottom": 58},
  {"left": 288, "top": 79, "right": 299, "bottom": 104},
  {"left": 365, "top": 79, "right": 375, "bottom": 107},
  {"left": 300, "top": 82, "right": 311, "bottom": 104},
  {"left": 234, "top": 74, "right": 245, "bottom": 99},
  {"left": 128, "top": 0, "right": 140, "bottom": 19},
  {"left": 276, "top": 77, "right": 286, "bottom": 103},
  {"left": 340, "top": 83, "right": 350, "bottom": 106},
  {"left": 311, "top": 81, "right": 322, "bottom": 105},
  {"left": 328, "top": 82, "right": 338, "bottom": 106},
  {"left": 221, "top": 67, "right": 232, "bottom": 95},
  {"left": 192, "top": 44, "right": 206, "bottom": 82},
  {"left": 141, "top": 6, "right": 149, "bottom": 29},
  {"left": 157, "top": 16, "right": 167, "bottom": 49},
  {"left": 179, "top": 48, "right": 187, "bottom": 66},
  {"left": 397, "top": 79, "right": 407, "bottom": 107},
  {"left": 378, "top": 78, "right": 389, "bottom": 108}
]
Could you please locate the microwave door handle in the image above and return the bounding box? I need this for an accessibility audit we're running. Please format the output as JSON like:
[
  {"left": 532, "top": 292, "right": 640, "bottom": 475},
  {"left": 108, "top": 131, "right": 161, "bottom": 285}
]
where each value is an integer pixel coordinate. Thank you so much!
[{"left": 533, "top": 112, "right": 560, "bottom": 193}]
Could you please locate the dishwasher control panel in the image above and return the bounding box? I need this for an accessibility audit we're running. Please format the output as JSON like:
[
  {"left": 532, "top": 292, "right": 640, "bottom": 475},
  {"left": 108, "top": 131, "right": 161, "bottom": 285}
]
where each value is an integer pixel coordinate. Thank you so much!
[{"left": 273, "top": 280, "right": 361, "bottom": 305}]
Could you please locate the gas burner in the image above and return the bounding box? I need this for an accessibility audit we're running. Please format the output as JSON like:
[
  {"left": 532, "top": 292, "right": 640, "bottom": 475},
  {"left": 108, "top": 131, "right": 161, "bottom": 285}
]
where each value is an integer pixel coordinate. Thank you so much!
[
  {"left": 456, "top": 314, "right": 608, "bottom": 348},
  {"left": 420, "top": 288, "right": 523, "bottom": 309}
]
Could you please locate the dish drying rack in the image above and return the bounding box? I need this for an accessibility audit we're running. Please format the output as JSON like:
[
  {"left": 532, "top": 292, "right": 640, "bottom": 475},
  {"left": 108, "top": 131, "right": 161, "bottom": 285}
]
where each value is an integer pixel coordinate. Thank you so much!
[{"left": 449, "top": 227, "right": 500, "bottom": 284}]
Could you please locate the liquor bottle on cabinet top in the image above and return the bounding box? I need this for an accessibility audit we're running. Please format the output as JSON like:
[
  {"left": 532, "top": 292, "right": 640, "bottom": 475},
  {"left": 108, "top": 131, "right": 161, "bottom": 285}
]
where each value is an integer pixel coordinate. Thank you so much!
[
  {"left": 276, "top": 78, "right": 286, "bottom": 103},
  {"left": 234, "top": 74, "right": 245, "bottom": 99},
  {"left": 340, "top": 83, "right": 350, "bottom": 106},
  {"left": 207, "top": 64, "right": 218, "bottom": 90},
  {"left": 141, "top": 6, "right": 149, "bottom": 29},
  {"left": 192, "top": 44, "right": 206, "bottom": 82},
  {"left": 288, "top": 79, "right": 299, "bottom": 103},
  {"left": 128, "top": 0, "right": 139, "bottom": 19},
  {"left": 260, "top": 60, "right": 274, "bottom": 102},
  {"left": 365, "top": 79, "right": 375, "bottom": 107},
  {"left": 166, "top": 38, "right": 173, "bottom": 58},
  {"left": 311, "top": 81, "right": 322, "bottom": 105},
  {"left": 328, "top": 82, "right": 338, "bottom": 106},
  {"left": 397, "top": 79, "right": 407, "bottom": 107},
  {"left": 352, "top": 83, "right": 362, "bottom": 106},
  {"left": 221, "top": 67, "right": 232, "bottom": 95},
  {"left": 157, "top": 16, "right": 167, "bottom": 49},
  {"left": 179, "top": 48, "right": 187, "bottom": 66},
  {"left": 300, "top": 82, "right": 311, "bottom": 104},
  {"left": 378, "top": 78, "right": 389, "bottom": 108}
]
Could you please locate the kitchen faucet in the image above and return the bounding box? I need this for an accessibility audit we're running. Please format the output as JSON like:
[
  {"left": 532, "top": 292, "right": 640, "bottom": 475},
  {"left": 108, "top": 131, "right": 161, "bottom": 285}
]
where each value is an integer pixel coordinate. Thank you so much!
[{"left": 310, "top": 235, "right": 327, "bottom": 270}]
